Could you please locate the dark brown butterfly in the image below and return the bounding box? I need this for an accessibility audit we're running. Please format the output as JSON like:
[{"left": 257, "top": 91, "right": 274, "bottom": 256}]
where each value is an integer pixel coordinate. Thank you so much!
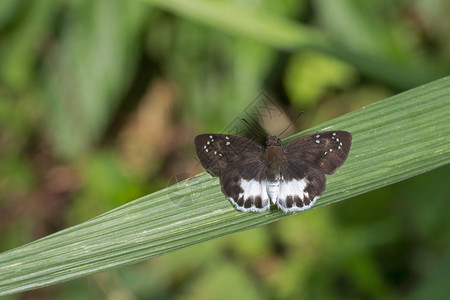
[{"left": 195, "top": 131, "right": 352, "bottom": 212}]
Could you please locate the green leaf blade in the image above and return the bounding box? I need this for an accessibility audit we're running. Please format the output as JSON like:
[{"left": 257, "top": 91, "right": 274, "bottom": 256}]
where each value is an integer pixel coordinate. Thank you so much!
[{"left": 0, "top": 76, "right": 449, "bottom": 296}]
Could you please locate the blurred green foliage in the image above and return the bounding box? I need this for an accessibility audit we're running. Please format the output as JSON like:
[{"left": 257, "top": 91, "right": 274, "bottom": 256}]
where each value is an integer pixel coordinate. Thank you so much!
[{"left": 0, "top": 0, "right": 449, "bottom": 299}]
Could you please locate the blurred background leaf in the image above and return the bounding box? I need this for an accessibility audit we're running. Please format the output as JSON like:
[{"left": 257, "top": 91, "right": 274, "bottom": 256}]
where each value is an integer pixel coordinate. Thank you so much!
[{"left": 0, "top": 0, "right": 449, "bottom": 299}]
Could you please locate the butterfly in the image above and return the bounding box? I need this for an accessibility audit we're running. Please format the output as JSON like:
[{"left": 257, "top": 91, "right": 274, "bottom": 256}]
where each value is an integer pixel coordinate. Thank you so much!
[{"left": 195, "top": 131, "right": 352, "bottom": 213}]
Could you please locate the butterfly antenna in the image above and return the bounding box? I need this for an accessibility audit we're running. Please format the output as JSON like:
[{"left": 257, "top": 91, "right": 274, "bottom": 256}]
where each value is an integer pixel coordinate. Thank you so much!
[
  {"left": 241, "top": 119, "right": 266, "bottom": 136},
  {"left": 278, "top": 111, "right": 304, "bottom": 138}
]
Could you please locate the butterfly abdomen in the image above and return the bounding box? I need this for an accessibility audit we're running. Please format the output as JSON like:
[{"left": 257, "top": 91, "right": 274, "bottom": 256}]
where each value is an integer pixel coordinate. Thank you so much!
[
  {"left": 263, "top": 138, "right": 284, "bottom": 203},
  {"left": 267, "top": 181, "right": 280, "bottom": 204}
]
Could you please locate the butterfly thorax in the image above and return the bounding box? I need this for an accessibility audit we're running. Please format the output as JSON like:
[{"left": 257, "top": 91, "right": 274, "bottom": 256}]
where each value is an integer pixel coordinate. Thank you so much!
[
  {"left": 263, "top": 136, "right": 283, "bottom": 180},
  {"left": 265, "top": 136, "right": 281, "bottom": 147}
]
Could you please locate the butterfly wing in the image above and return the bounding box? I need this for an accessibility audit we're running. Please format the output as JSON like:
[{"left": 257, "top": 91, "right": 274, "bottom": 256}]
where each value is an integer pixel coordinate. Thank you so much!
[
  {"left": 195, "top": 134, "right": 270, "bottom": 212},
  {"left": 220, "top": 162, "right": 271, "bottom": 212},
  {"left": 282, "top": 131, "right": 352, "bottom": 174},
  {"left": 275, "top": 130, "right": 352, "bottom": 212},
  {"left": 195, "top": 131, "right": 352, "bottom": 213},
  {"left": 276, "top": 161, "right": 325, "bottom": 212},
  {"left": 194, "top": 134, "right": 264, "bottom": 177}
]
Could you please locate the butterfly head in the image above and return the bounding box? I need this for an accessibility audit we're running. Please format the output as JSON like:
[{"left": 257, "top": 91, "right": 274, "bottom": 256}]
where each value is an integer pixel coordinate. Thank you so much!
[{"left": 266, "top": 136, "right": 281, "bottom": 146}]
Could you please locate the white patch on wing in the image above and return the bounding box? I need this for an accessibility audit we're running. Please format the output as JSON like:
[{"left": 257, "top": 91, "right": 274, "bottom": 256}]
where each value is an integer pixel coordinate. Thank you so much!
[
  {"left": 226, "top": 178, "right": 319, "bottom": 213},
  {"left": 276, "top": 178, "right": 318, "bottom": 213},
  {"left": 239, "top": 179, "right": 265, "bottom": 200},
  {"left": 279, "top": 178, "right": 308, "bottom": 200},
  {"left": 279, "top": 196, "right": 320, "bottom": 213},
  {"left": 228, "top": 179, "right": 270, "bottom": 212}
]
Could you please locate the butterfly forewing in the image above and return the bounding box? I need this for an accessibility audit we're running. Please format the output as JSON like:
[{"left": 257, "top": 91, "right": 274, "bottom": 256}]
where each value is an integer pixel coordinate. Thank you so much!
[
  {"left": 195, "top": 134, "right": 264, "bottom": 177},
  {"left": 282, "top": 131, "right": 352, "bottom": 174}
]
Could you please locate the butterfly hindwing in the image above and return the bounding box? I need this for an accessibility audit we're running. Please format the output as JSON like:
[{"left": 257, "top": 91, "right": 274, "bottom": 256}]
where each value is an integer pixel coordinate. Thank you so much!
[
  {"left": 220, "top": 163, "right": 271, "bottom": 212},
  {"left": 276, "top": 161, "right": 326, "bottom": 212},
  {"left": 282, "top": 131, "right": 352, "bottom": 175}
]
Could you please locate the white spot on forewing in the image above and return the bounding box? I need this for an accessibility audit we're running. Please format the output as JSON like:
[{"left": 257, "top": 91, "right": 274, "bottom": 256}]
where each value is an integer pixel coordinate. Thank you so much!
[
  {"left": 333, "top": 132, "right": 336, "bottom": 136},
  {"left": 316, "top": 135, "right": 320, "bottom": 138},
  {"left": 315, "top": 140, "right": 320, "bottom": 144},
  {"left": 225, "top": 136, "right": 230, "bottom": 140},
  {"left": 214, "top": 151, "right": 217, "bottom": 155},
  {"left": 226, "top": 142, "right": 231, "bottom": 146},
  {"left": 209, "top": 135, "right": 213, "bottom": 139}
]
